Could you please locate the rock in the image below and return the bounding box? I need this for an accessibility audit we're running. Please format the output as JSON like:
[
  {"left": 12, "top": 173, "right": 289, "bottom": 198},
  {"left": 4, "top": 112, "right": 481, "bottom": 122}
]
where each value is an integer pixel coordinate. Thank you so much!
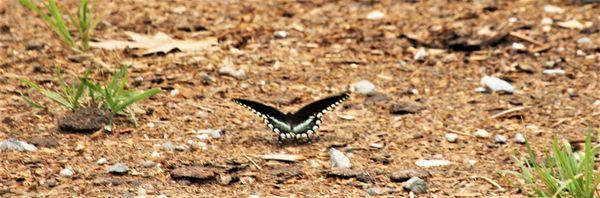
[
  {"left": 151, "top": 151, "right": 161, "bottom": 158},
  {"left": 508, "top": 17, "right": 518, "bottom": 23},
  {"left": 364, "top": 92, "right": 390, "bottom": 106},
  {"left": 217, "top": 174, "right": 234, "bottom": 185},
  {"left": 445, "top": 133, "right": 458, "bottom": 143},
  {"left": 577, "top": 37, "right": 591, "bottom": 44},
  {"left": 25, "top": 41, "right": 45, "bottom": 50},
  {"left": 370, "top": 154, "right": 391, "bottom": 164},
  {"left": 366, "top": 187, "right": 385, "bottom": 196},
  {"left": 541, "top": 17, "right": 553, "bottom": 25},
  {"left": 169, "top": 89, "right": 179, "bottom": 97},
  {"left": 415, "top": 159, "right": 451, "bottom": 167},
  {"left": 350, "top": 80, "right": 376, "bottom": 95},
  {"left": 543, "top": 69, "right": 565, "bottom": 75},
  {"left": 557, "top": 20, "right": 585, "bottom": 30},
  {"left": 92, "top": 177, "right": 125, "bottom": 186},
  {"left": 196, "top": 129, "right": 222, "bottom": 139},
  {"left": 480, "top": 76, "right": 514, "bottom": 94},
  {"left": 143, "top": 160, "right": 156, "bottom": 168},
  {"left": 413, "top": 47, "right": 427, "bottom": 61},
  {"left": 511, "top": 42, "right": 527, "bottom": 51},
  {"left": 403, "top": 177, "right": 427, "bottom": 193},
  {"left": 60, "top": 168, "right": 74, "bottom": 177},
  {"left": 107, "top": 163, "right": 129, "bottom": 175},
  {"left": 218, "top": 59, "right": 246, "bottom": 80},
  {"left": 28, "top": 136, "right": 59, "bottom": 148},
  {"left": 326, "top": 168, "right": 361, "bottom": 178},
  {"left": 576, "top": 50, "right": 586, "bottom": 56},
  {"left": 542, "top": 26, "right": 552, "bottom": 32},
  {"left": 594, "top": 100, "right": 600, "bottom": 107},
  {"left": 274, "top": 30, "right": 288, "bottom": 38},
  {"left": 57, "top": 108, "right": 110, "bottom": 133},
  {"left": 171, "top": 166, "right": 216, "bottom": 182},
  {"left": 369, "top": 143, "right": 383, "bottom": 149},
  {"left": 389, "top": 101, "right": 425, "bottom": 115},
  {"left": 543, "top": 5, "right": 564, "bottom": 14},
  {"left": 97, "top": 158, "right": 108, "bottom": 165},
  {"left": 389, "top": 169, "right": 430, "bottom": 182},
  {"left": 494, "top": 134, "right": 507, "bottom": 144},
  {"left": 0, "top": 139, "right": 37, "bottom": 152},
  {"left": 329, "top": 148, "right": 351, "bottom": 168},
  {"left": 200, "top": 74, "right": 215, "bottom": 85},
  {"left": 366, "top": 11, "right": 385, "bottom": 20},
  {"left": 474, "top": 129, "right": 491, "bottom": 138},
  {"left": 162, "top": 141, "right": 174, "bottom": 151},
  {"left": 515, "top": 133, "right": 527, "bottom": 144},
  {"left": 474, "top": 87, "right": 489, "bottom": 93},
  {"left": 157, "top": 195, "right": 168, "bottom": 198}
]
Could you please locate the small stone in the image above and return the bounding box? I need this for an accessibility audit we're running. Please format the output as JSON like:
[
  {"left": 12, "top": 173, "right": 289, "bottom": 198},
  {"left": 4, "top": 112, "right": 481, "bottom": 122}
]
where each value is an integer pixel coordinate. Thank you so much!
[
  {"left": 445, "top": 133, "right": 458, "bottom": 143},
  {"left": 474, "top": 87, "right": 489, "bottom": 93},
  {"left": 413, "top": 47, "right": 427, "bottom": 61},
  {"left": 576, "top": 50, "right": 586, "bottom": 56},
  {"left": 593, "top": 100, "right": 600, "bottom": 107},
  {"left": 403, "top": 177, "right": 427, "bottom": 193},
  {"left": 369, "top": 143, "right": 383, "bottom": 149},
  {"left": 175, "top": 144, "right": 189, "bottom": 152},
  {"left": 577, "top": 37, "right": 591, "bottom": 44},
  {"left": 198, "top": 142, "right": 208, "bottom": 150},
  {"left": 511, "top": 42, "right": 527, "bottom": 51},
  {"left": 171, "top": 166, "right": 216, "bottom": 182},
  {"left": 0, "top": 139, "right": 37, "bottom": 152},
  {"left": 197, "top": 134, "right": 209, "bottom": 140},
  {"left": 260, "top": 154, "right": 304, "bottom": 162},
  {"left": 60, "top": 168, "right": 74, "bottom": 178},
  {"left": 474, "top": 129, "right": 491, "bottom": 138},
  {"left": 542, "top": 26, "right": 552, "bottom": 32},
  {"left": 67, "top": 54, "right": 89, "bottom": 63},
  {"left": 494, "top": 134, "right": 507, "bottom": 144},
  {"left": 350, "top": 80, "right": 376, "bottom": 95},
  {"left": 137, "top": 187, "right": 147, "bottom": 197},
  {"left": 366, "top": 187, "right": 384, "bottom": 196},
  {"left": 541, "top": 17, "right": 554, "bottom": 25},
  {"left": 557, "top": 20, "right": 585, "bottom": 30},
  {"left": 218, "top": 59, "right": 246, "bottom": 80},
  {"left": 28, "top": 136, "right": 59, "bottom": 148},
  {"left": 157, "top": 195, "right": 168, "bottom": 198},
  {"left": 326, "top": 169, "right": 361, "bottom": 178},
  {"left": 134, "top": 76, "right": 144, "bottom": 84},
  {"left": 169, "top": 89, "right": 179, "bottom": 97},
  {"left": 544, "top": 61, "right": 556, "bottom": 68},
  {"left": 389, "top": 169, "right": 430, "bottom": 182},
  {"left": 543, "top": 5, "right": 564, "bottom": 14},
  {"left": 25, "top": 41, "right": 45, "bottom": 50},
  {"left": 200, "top": 74, "right": 215, "bottom": 85},
  {"left": 366, "top": 11, "right": 385, "bottom": 20},
  {"left": 480, "top": 76, "right": 514, "bottom": 94},
  {"left": 143, "top": 161, "right": 156, "bottom": 168},
  {"left": 389, "top": 101, "right": 425, "bottom": 115},
  {"left": 97, "top": 158, "right": 108, "bottom": 165},
  {"left": 151, "top": 151, "right": 161, "bottom": 158},
  {"left": 329, "top": 148, "right": 351, "bottom": 168},
  {"left": 57, "top": 108, "right": 110, "bottom": 133},
  {"left": 468, "top": 160, "right": 477, "bottom": 166},
  {"left": 515, "top": 133, "right": 526, "bottom": 144},
  {"left": 543, "top": 69, "right": 565, "bottom": 75},
  {"left": 162, "top": 141, "right": 174, "bottom": 151},
  {"left": 107, "top": 163, "right": 129, "bottom": 175},
  {"left": 415, "top": 159, "right": 450, "bottom": 167},
  {"left": 508, "top": 17, "right": 518, "bottom": 23},
  {"left": 274, "top": 30, "right": 288, "bottom": 38}
]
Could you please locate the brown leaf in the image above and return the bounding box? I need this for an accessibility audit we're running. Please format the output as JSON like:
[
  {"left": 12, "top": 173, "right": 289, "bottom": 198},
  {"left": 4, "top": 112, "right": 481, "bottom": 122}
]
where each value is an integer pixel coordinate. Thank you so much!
[{"left": 90, "top": 31, "right": 218, "bottom": 55}]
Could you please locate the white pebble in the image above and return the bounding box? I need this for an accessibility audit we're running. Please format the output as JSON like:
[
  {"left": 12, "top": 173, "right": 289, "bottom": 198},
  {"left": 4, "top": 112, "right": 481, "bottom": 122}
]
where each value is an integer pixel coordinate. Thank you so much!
[
  {"left": 445, "top": 133, "right": 458, "bottom": 143},
  {"left": 576, "top": 50, "right": 586, "bottom": 56},
  {"left": 508, "top": 17, "right": 518, "bottom": 23},
  {"left": 415, "top": 159, "right": 451, "bottom": 167},
  {"left": 413, "top": 47, "right": 427, "bottom": 61},
  {"left": 543, "top": 69, "right": 565, "bottom": 75},
  {"left": 366, "top": 11, "right": 385, "bottom": 20},
  {"left": 274, "top": 30, "right": 288, "bottom": 38},
  {"left": 60, "top": 168, "right": 74, "bottom": 177},
  {"left": 544, "top": 5, "right": 564, "bottom": 14},
  {"left": 151, "top": 151, "right": 161, "bottom": 158},
  {"left": 542, "top": 26, "right": 552, "bottom": 32},
  {"left": 541, "top": 17, "right": 554, "bottom": 25},
  {"left": 350, "top": 80, "right": 376, "bottom": 95},
  {"left": 97, "top": 158, "right": 108, "bottom": 165},
  {"left": 512, "top": 42, "right": 527, "bottom": 51},
  {"left": 474, "top": 129, "right": 491, "bottom": 138},
  {"left": 198, "top": 142, "right": 208, "bottom": 150},
  {"left": 480, "top": 76, "right": 514, "bottom": 93},
  {"left": 329, "top": 148, "right": 352, "bottom": 168},
  {"left": 369, "top": 143, "right": 384, "bottom": 149},
  {"left": 515, "top": 133, "right": 526, "bottom": 144},
  {"left": 494, "top": 134, "right": 507, "bottom": 144},
  {"left": 197, "top": 134, "right": 209, "bottom": 140},
  {"left": 474, "top": 87, "right": 489, "bottom": 93},
  {"left": 169, "top": 89, "right": 179, "bottom": 97}
]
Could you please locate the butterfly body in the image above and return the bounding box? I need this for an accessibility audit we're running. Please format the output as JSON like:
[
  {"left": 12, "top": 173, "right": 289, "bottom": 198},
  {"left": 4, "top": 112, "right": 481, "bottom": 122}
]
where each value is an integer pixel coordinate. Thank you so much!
[{"left": 233, "top": 92, "right": 349, "bottom": 143}]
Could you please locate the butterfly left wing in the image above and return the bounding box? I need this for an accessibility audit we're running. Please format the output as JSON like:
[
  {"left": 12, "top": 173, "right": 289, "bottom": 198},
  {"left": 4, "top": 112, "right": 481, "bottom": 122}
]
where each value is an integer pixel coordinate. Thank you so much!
[{"left": 233, "top": 98, "right": 293, "bottom": 136}]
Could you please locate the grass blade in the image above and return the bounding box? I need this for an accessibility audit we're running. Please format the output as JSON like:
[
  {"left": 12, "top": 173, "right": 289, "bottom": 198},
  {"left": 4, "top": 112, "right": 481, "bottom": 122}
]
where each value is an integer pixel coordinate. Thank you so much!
[
  {"left": 114, "top": 88, "right": 161, "bottom": 113},
  {"left": 21, "top": 94, "right": 45, "bottom": 109}
]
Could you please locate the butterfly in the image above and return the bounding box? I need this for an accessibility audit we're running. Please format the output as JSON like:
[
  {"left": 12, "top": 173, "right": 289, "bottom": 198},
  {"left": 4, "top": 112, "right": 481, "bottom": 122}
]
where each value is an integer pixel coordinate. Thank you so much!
[{"left": 233, "top": 92, "right": 349, "bottom": 143}]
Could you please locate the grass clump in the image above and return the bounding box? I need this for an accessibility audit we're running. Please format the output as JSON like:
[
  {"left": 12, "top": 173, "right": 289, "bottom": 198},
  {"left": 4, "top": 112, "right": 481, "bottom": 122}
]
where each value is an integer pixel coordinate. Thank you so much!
[
  {"left": 19, "top": 0, "right": 101, "bottom": 51},
  {"left": 503, "top": 128, "right": 600, "bottom": 197},
  {"left": 20, "top": 65, "right": 160, "bottom": 126}
]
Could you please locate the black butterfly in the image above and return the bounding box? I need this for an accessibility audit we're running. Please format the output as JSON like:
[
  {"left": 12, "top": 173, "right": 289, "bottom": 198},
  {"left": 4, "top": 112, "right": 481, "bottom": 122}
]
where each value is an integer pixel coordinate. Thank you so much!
[{"left": 233, "top": 92, "right": 349, "bottom": 143}]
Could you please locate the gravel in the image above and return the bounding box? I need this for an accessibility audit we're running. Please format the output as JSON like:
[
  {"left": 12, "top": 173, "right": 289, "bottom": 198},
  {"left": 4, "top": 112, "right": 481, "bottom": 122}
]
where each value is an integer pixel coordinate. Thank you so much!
[
  {"left": 577, "top": 37, "right": 592, "bottom": 44},
  {"left": 0, "top": 139, "right": 37, "bottom": 152},
  {"left": 413, "top": 47, "right": 427, "bottom": 61},
  {"left": 274, "top": 30, "right": 288, "bottom": 38},
  {"left": 218, "top": 59, "right": 246, "bottom": 80},
  {"left": 445, "top": 133, "right": 458, "bottom": 143},
  {"left": 143, "top": 161, "right": 156, "bottom": 168},
  {"left": 494, "top": 134, "right": 507, "bottom": 144},
  {"left": 366, "top": 11, "right": 384, "bottom": 20},
  {"left": 515, "top": 133, "right": 526, "bottom": 144},
  {"left": 107, "top": 163, "right": 129, "bottom": 175},
  {"left": 543, "top": 69, "right": 566, "bottom": 75},
  {"left": 97, "top": 158, "right": 108, "bottom": 165},
  {"left": 162, "top": 141, "right": 174, "bottom": 151},
  {"left": 329, "top": 148, "right": 351, "bottom": 168},
  {"left": 480, "top": 76, "right": 514, "bottom": 94},
  {"left": 350, "top": 80, "right": 376, "bottom": 95},
  {"left": 60, "top": 168, "right": 74, "bottom": 177},
  {"left": 474, "top": 129, "right": 491, "bottom": 138},
  {"left": 403, "top": 177, "right": 427, "bottom": 193},
  {"left": 415, "top": 159, "right": 451, "bottom": 167}
]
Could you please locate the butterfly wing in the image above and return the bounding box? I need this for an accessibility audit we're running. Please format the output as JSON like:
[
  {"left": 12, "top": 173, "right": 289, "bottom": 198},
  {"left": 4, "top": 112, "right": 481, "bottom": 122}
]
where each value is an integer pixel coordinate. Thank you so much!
[
  {"left": 290, "top": 92, "right": 350, "bottom": 135},
  {"left": 233, "top": 98, "right": 293, "bottom": 135}
]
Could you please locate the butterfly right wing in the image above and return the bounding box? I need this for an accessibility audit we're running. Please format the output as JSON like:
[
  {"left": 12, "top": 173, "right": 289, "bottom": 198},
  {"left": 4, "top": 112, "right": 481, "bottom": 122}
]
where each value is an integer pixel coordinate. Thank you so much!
[{"left": 233, "top": 99, "right": 292, "bottom": 135}]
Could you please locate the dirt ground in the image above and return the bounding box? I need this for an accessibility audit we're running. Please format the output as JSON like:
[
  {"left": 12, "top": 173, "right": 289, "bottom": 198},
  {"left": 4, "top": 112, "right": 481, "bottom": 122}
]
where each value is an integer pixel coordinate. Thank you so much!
[{"left": 1, "top": 0, "right": 599, "bottom": 197}]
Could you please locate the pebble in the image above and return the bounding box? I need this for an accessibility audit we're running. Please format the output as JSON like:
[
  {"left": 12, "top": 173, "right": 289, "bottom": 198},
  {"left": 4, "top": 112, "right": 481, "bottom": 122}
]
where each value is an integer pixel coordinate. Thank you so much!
[
  {"left": 25, "top": 41, "right": 45, "bottom": 50},
  {"left": 143, "top": 161, "right": 156, "bottom": 168},
  {"left": 543, "top": 5, "right": 564, "bottom": 14},
  {"left": 389, "top": 169, "right": 430, "bottom": 182},
  {"left": 274, "top": 30, "right": 288, "bottom": 38},
  {"left": 415, "top": 159, "right": 450, "bottom": 167},
  {"left": 198, "top": 142, "right": 208, "bottom": 150},
  {"left": 576, "top": 50, "right": 586, "bottom": 56},
  {"left": 366, "top": 11, "right": 385, "bottom": 20},
  {"left": 162, "top": 141, "right": 174, "bottom": 151},
  {"left": 494, "top": 134, "right": 507, "bottom": 144},
  {"left": 474, "top": 87, "right": 488, "bottom": 93},
  {"left": 157, "top": 195, "right": 168, "bottom": 198},
  {"left": 474, "top": 129, "right": 491, "bottom": 138},
  {"left": 329, "top": 148, "right": 352, "bottom": 168},
  {"left": 350, "top": 80, "right": 376, "bottom": 95},
  {"left": 542, "top": 26, "right": 552, "bottom": 32},
  {"left": 0, "top": 139, "right": 37, "bottom": 152},
  {"left": 543, "top": 69, "right": 565, "bottom": 75},
  {"left": 97, "top": 158, "right": 108, "bottom": 165},
  {"left": 480, "top": 76, "right": 514, "bottom": 94},
  {"left": 175, "top": 144, "right": 189, "bottom": 152},
  {"left": 169, "top": 89, "right": 179, "bottom": 97},
  {"left": 511, "top": 42, "right": 527, "bottom": 51},
  {"left": 593, "top": 100, "right": 600, "bottom": 107},
  {"left": 366, "top": 187, "right": 384, "bottom": 196},
  {"left": 369, "top": 143, "right": 383, "bottom": 149},
  {"left": 445, "top": 133, "right": 458, "bottom": 143},
  {"left": 413, "top": 47, "right": 427, "bottom": 61},
  {"left": 107, "top": 163, "right": 129, "bottom": 175},
  {"left": 508, "top": 17, "right": 518, "bottom": 23},
  {"left": 557, "top": 20, "right": 585, "bottom": 30},
  {"left": 197, "top": 134, "right": 209, "bottom": 140},
  {"left": 196, "top": 129, "right": 222, "bottom": 139},
  {"left": 403, "top": 177, "right": 427, "bottom": 193},
  {"left": 151, "top": 151, "right": 161, "bottom": 158},
  {"left": 515, "top": 133, "right": 526, "bottom": 144},
  {"left": 541, "top": 17, "right": 554, "bottom": 25},
  {"left": 60, "top": 168, "right": 74, "bottom": 177},
  {"left": 577, "top": 37, "right": 591, "bottom": 44},
  {"left": 218, "top": 59, "right": 246, "bottom": 80}
]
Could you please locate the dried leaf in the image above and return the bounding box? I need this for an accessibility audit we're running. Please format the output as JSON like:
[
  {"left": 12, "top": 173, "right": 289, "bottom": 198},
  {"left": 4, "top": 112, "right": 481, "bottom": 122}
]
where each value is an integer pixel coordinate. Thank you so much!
[{"left": 90, "top": 31, "right": 218, "bottom": 55}]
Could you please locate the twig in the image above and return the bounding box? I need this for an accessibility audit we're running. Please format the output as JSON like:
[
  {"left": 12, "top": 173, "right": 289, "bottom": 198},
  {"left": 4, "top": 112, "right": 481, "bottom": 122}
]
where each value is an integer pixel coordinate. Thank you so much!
[
  {"left": 491, "top": 106, "right": 528, "bottom": 119},
  {"left": 445, "top": 128, "right": 474, "bottom": 137},
  {"left": 509, "top": 31, "right": 544, "bottom": 46},
  {"left": 469, "top": 175, "right": 505, "bottom": 191},
  {"left": 243, "top": 154, "right": 262, "bottom": 170}
]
